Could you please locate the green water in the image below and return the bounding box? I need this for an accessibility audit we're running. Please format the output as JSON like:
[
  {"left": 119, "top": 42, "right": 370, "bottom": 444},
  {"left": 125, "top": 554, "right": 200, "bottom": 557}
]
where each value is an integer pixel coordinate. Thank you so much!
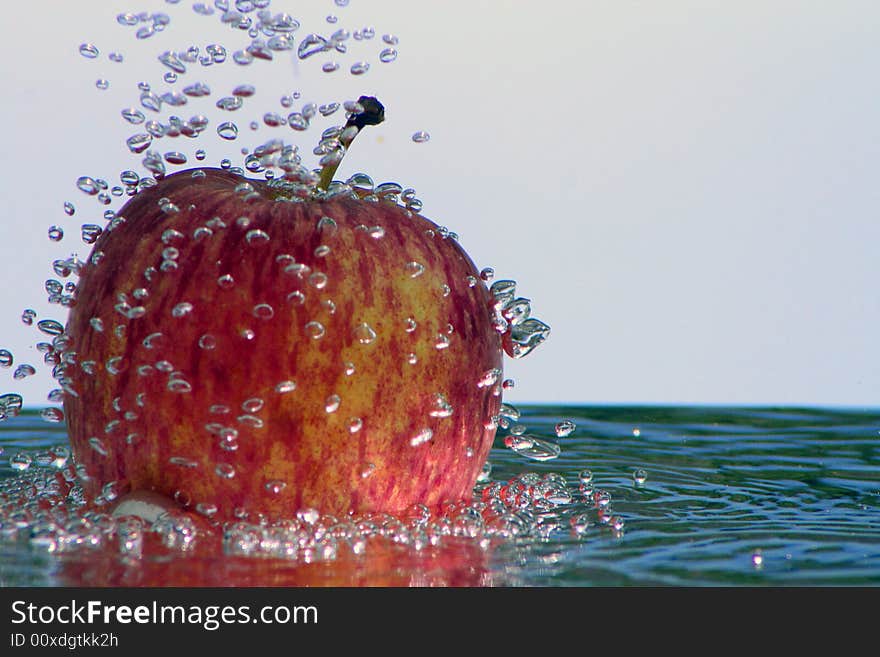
[{"left": 1, "top": 406, "right": 878, "bottom": 586}]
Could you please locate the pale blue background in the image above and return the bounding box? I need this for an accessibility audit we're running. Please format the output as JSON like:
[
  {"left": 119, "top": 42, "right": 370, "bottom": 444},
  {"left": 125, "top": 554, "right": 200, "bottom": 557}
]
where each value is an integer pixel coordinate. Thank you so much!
[{"left": 0, "top": 0, "right": 877, "bottom": 408}]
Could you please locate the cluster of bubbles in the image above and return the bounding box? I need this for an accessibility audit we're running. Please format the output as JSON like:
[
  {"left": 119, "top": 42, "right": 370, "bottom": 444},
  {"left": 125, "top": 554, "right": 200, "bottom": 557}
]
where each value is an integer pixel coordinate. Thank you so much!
[{"left": 0, "top": 445, "right": 627, "bottom": 570}]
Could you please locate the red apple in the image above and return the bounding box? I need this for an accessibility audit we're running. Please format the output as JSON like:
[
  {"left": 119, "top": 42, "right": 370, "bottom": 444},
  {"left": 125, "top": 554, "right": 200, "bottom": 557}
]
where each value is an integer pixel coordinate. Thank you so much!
[{"left": 61, "top": 98, "right": 509, "bottom": 521}]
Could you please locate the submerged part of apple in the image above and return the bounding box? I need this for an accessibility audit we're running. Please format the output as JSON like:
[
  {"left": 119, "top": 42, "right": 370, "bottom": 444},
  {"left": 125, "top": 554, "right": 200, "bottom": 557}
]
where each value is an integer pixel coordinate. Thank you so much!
[{"left": 62, "top": 165, "right": 506, "bottom": 520}]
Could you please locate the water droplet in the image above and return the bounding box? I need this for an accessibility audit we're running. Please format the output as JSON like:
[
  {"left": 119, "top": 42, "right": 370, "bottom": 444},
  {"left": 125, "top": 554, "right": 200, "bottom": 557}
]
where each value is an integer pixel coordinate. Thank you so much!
[
  {"left": 242, "top": 398, "right": 264, "bottom": 413},
  {"left": 217, "top": 96, "right": 244, "bottom": 111},
  {"left": 752, "top": 549, "right": 764, "bottom": 568},
  {"left": 198, "top": 334, "right": 217, "bottom": 350},
  {"left": 360, "top": 463, "right": 375, "bottom": 478},
  {"left": 172, "top": 302, "right": 193, "bottom": 317},
  {"left": 435, "top": 334, "right": 450, "bottom": 350},
  {"left": 504, "top": 435, "right": 561, "bottom": 461},
  {"left": 95, "top": 79, "right": 110, "bottom": 90},
  {"left": 350, "top": 61, "right": 370, "bottom": 75},
  {"left": 480, "top": 267, "right": 494, "bottom": 282},
  {"left": 13, "top": 364, "right": 36, "bottom": 380},
  {"left": 368, "top": 225, "right": 385, "bottom": 239},
  {"left": 405, "top": 261, "right": 425, "bottom": 278},
  {"left": 406, "top": 353, "right": 417, "bottom": 365},
  {"left": 89, "top": 437, "right": 109, "bottom": 456},
  {"left": 217, "top": 274, "right": 235, "bottom": 289},
  {"left": 633, "top": 469, "right": 648, "bottom": 485},
  {"left": 379, "top": 48, "right": 397, "bottom": 63},
  {"left": 287, "top": 290, "right": 306, "bottom": 305},
  {"left": 353, "top": 323, "right": 376, "bottom": 345},
  {"left": 429, "top": 393, "right": 454, "bottom": 418},
  {"left": 308, "top": 272, "right": 328, "bottom": 289},
  {"left": 40, "top": 407, "right": 65, "bottom": 423},
  {"left": 477, "top": 368, "right": 501, "bottom": 389},
  {"left": 325, "top": 394, "right": 341, "bottom": 413},
  {"left": 167, "top": 379, "right": 193, "bottom": 394},
  {"left": 410, "top": 428, "right": 433, "bottom": 447},
  {"left": 47, "top": 226, "right": 64, "bottom": 241},
  {"left": 9, "top": 452, "right": 32, "bottom": 471},
  {"left": 555, "top": 420, "right": 576, "bottom": 438},
  {"left": 348, "top": 417, "right": 363, "bottom": 433},
  {"left": 275, "top": 380, "right": 296, "bottom": 394},
  {"left": 632, "top": 427, "right": 642, "bottom": 437},
  {"left": 37, "top": 319, "right": 64, "bottom": 336},
  {"left": 265, "top": 480, "right": 287, "bottom": 495},
  {"left": 245, "top": 228, "right": 270, "bottom": 245},
  {"left": 252, "top": 303, "right": 274, "bottom": 320},
  {"left": 215, "top": 463, "right": 236, "bottom": 479},
  {"left": 217, "top": 122, "right": 239, "bottom": 140},
  {"left": 79, "top": 43, "right": 99, "bottom": 59},
  {"left": 169, "top": 456, "right": 199, "bottom": 469},
  {"left": 0, "top": 350, "right": 12, "bottom": 368}
]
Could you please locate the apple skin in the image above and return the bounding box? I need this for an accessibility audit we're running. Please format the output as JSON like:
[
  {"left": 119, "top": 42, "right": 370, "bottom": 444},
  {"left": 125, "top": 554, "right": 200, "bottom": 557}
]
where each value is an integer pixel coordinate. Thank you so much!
[{"left": 62, "top": 168, "right": 503, "bottom": 521}]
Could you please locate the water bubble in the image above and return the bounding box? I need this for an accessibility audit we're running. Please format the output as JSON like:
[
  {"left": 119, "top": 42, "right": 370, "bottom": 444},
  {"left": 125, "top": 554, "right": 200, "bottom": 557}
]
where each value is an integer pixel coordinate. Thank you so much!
[
  {"left": 632, "top": 427, "right": 642, "bottom": 437},
  {"left": 379, "top": 48, "right": 398, "bottom": 63},
  {"left": 252, "top": 304, "right": 274, "bottom": 320},
  {"left": 79, "top": 43, "right": 99, "bottom": 59},
  {"left": 217, "top": 122, "right": 239, "bottom": 140},
  {"left": 555, "top": 420, "right": 576, "bottom": 438},
  {"left": 504, "top": 435, "right": 561, "bottom": 461},
  {"left": 350, "top": 61, "right": 370, "bottom": 75},
  {"left": 21, "top": 309, "right": 36, "bottom": 325},
  {"left": 412, "top": 131, "right": 430, "bottom": 143},
  {"left": 217, "top": 274, "right": 235, "bottom": 289},
  {"left": 198, "top": 334, "right": 217, "bottom": 350},
  {"left": 305, "top": 321, "right": 325, "bottom": 339},
  {"left": 10, "top": 452, "right": 32, "bottom": 471},
  {"left": 429, "top": 393, "right": 454, "bottom": 418},
  {"left": 405, "top": 261, "right": 425, "bottom": 278},
  {"left": 298, "top": 34, "right": 329, "bottom": 59},
  {"left": 325, "top": 394, "right": 341, "bottom": 413},
  {"left": 164, "top": 152, "right": 187, "bottom": 165},
  {"left": 353, "top": 323, "right": 376, "bottom": 345},
  {"left": 0, "top": 350, "right": 12, "bottom": 368},
  {"left": 633, "top": 469, "right": 648, "bottom": 486},
  {"left": 410, "top": 428, "right": 433, "bottom": 447},
  {"left": 13, "top": 364, "right": 36, "bottom": 380},
  {"left": 217, "top": 96, "right": 244, "bottom": 111},
  {"left": 95, "top": 79, "right": 110, "bottom": 90}
]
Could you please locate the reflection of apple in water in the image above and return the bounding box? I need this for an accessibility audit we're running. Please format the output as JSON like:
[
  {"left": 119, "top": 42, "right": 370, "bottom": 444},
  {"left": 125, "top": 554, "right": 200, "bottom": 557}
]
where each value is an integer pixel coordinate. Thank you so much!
[{"left": 63, "top": 98, "right": 509, "bottom": 521}]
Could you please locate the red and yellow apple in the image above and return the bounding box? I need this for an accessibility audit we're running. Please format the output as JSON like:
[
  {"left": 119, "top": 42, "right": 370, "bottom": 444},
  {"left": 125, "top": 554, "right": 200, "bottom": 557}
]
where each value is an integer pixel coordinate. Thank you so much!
[{"left": 62, "top": 99, "right": 506, "bottom": 521}]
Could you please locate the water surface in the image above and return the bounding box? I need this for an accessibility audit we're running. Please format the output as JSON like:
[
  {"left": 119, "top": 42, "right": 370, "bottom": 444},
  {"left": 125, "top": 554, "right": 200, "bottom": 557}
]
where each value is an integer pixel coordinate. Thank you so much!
[{"left": 1, "top": 405, "right": 877, "bottom": 586}]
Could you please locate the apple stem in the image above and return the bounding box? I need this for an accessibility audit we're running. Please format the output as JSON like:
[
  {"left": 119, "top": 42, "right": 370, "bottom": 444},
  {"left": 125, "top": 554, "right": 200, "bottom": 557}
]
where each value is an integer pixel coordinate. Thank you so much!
[{"left": 317, "top": 96, "right": 385, "bottom": 192}]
